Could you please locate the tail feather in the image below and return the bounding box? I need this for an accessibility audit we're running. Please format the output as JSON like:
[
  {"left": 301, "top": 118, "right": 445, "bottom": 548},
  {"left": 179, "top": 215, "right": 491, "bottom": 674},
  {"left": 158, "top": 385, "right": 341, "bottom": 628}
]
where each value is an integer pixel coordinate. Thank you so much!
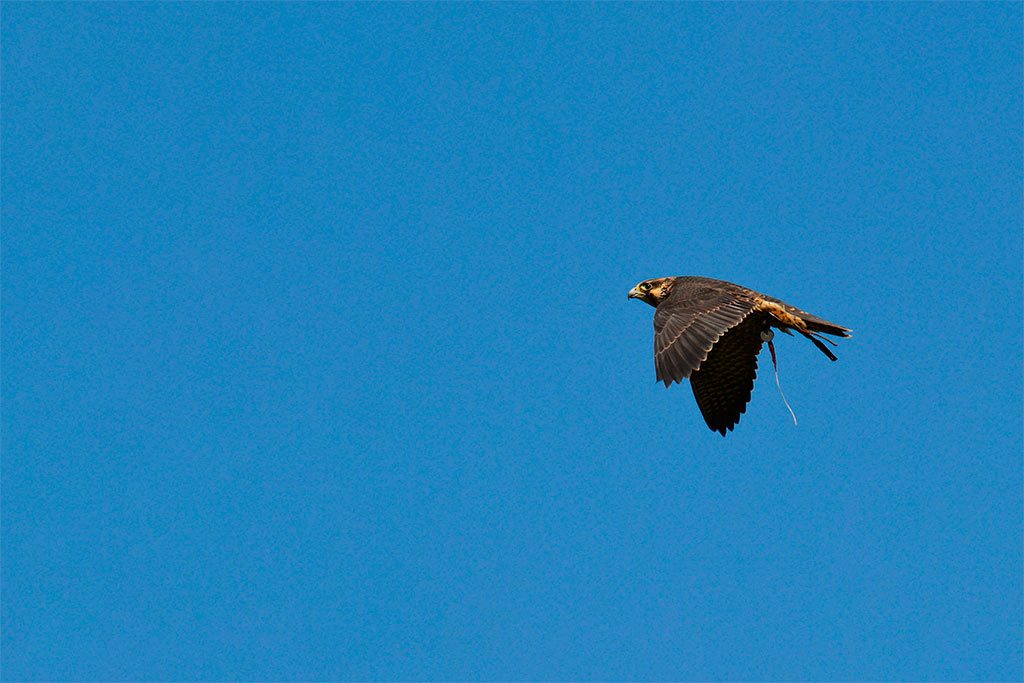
[
  {"left": 800, "top": 315, "right": 852, "bottom": 338},
  {"left": 758, "top": 297, "right": 851, "bottom": 358}
]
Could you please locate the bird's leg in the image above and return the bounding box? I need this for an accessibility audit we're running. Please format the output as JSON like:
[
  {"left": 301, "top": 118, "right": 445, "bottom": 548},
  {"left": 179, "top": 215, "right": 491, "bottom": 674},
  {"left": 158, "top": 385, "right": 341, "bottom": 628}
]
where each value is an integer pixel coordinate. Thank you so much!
[
  {"left": 807, "top": 330, "right": 839, "bottom": 347},
  {"left": 799, "top": 329, "right": 839, "bottom": 361}
]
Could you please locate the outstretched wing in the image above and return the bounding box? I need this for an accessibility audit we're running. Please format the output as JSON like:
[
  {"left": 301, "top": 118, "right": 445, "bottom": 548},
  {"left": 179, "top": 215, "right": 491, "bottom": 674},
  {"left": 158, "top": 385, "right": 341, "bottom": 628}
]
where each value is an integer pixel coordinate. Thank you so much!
[
  {"left": 690, "top": 315, "right": 765, "bottom": 435},
  {"left": 653, "top": 285, "right": 755, "bottom": 387}
]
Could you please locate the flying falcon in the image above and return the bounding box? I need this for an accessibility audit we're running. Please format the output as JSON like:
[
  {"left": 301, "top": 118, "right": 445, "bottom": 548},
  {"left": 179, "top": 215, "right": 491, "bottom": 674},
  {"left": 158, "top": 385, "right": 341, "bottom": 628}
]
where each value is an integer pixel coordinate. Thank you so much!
[{"left": 628, "top": 276, "right": 851, "bottom": 435}]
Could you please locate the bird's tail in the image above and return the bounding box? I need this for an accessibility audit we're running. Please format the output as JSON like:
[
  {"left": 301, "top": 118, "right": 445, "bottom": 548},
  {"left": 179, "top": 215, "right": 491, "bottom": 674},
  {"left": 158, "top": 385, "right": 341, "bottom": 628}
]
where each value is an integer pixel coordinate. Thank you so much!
[
  {"left": 756, "top": 298, "right": 851, "bottom": 361},
  {"left": 799, "top": 313, "right": 852, "bottom": 339}
]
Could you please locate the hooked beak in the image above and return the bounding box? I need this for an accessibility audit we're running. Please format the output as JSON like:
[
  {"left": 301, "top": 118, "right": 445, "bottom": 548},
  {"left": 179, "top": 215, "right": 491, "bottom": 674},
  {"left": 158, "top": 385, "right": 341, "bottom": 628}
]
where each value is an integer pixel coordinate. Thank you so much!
[{"left": 628, "top": 286, "right": 642, "bottom": 299}]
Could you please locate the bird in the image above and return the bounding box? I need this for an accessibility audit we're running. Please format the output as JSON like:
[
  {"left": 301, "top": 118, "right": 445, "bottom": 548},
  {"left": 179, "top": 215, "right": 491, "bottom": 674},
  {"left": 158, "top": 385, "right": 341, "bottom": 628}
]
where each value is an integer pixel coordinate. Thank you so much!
[{"left": 628, "top": 276, "right": 851, "bottom": 435}]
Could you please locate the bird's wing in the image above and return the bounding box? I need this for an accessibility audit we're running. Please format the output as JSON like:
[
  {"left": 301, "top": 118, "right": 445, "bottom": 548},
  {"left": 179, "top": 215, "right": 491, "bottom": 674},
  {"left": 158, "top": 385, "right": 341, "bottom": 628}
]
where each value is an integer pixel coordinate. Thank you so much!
[
  {"left": 689, "top": 315, "right": 765, "bottom": 435},
  {"left": 653, "top": 287, "right": 756, "bottom": 386}
]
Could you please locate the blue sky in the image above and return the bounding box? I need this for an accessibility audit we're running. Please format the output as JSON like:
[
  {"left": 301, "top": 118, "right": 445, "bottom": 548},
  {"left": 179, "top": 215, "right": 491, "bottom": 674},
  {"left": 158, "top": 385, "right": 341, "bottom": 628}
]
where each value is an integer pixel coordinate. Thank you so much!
[{"left": 3, "top": 3, "right": 1021, "bottom": 681}]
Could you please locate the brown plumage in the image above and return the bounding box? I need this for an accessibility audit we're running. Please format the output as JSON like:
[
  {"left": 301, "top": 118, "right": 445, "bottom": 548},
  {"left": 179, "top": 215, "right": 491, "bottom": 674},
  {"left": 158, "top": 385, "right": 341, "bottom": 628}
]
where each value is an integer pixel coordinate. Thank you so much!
[{"left": 628, "top": 276, "right": 851, "bottom": 435}]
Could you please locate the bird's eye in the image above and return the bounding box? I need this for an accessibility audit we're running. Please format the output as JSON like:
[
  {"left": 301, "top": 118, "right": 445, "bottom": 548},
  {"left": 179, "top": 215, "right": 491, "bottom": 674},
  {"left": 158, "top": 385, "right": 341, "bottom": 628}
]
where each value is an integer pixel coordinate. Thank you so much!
[{"left": 641, "top": 282, "right": 652, "bottom": 291}]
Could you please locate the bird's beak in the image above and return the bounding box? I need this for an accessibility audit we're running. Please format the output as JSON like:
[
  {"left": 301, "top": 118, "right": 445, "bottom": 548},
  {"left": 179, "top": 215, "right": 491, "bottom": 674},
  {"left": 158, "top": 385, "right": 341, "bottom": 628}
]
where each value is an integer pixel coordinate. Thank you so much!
[{"left": 628, "top": 287, "right": 641, "bottom": 299}]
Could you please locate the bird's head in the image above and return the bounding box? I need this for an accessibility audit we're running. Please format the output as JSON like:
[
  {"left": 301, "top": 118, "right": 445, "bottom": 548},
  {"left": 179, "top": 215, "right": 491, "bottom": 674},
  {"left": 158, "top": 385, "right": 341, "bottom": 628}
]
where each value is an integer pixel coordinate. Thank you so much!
[{"left": 628, "top": 277, "right": 675, "bottom": 307}]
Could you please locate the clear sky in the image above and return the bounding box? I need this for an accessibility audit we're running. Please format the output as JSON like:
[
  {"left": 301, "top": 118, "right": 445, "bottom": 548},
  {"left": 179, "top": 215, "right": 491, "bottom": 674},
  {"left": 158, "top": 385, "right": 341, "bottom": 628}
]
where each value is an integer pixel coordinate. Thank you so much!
[{"left": 3, "top": 3, "right": 1021, "bottom": 681}]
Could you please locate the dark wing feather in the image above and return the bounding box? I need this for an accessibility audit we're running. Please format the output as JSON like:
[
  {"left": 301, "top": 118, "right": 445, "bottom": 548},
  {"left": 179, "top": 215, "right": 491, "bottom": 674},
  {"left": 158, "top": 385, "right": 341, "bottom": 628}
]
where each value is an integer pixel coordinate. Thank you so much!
[
  {"left": 690, "top": 315, "right": 766, "bottom": 435},
  {"left": 653, "top": 285, "right": 755, "bottom": 387}
]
